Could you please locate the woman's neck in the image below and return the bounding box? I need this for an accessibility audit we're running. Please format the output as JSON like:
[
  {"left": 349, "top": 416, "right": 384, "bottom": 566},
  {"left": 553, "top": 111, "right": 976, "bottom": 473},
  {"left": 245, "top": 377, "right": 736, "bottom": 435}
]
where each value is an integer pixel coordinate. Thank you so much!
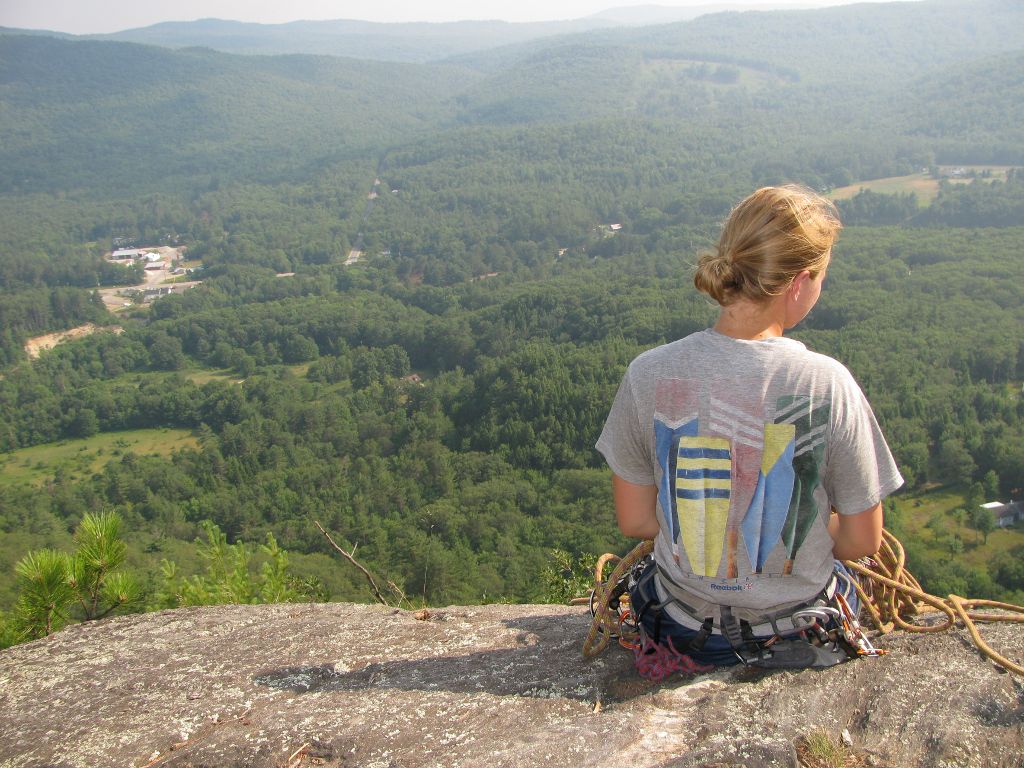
[{"left": 713, "top": 298, "right": 785, "bottom": 340}]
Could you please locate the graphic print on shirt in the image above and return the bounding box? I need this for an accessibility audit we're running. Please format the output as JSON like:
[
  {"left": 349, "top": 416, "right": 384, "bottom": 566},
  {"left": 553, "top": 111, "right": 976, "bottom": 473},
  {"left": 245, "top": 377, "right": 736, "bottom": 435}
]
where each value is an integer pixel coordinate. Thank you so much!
[
  {"left": 675, "top": 435, "right": 731, "bottom": 576},
  {"left": 740, "top": 422, "right": 796, "bottom": 573},
  {"left": 653, "top": 379, "right": 700, "bottom": 566},
  {"left": 740, "top": 394, "right": 830, "bottom": 575},
  {"left": 775, "top": 395, "right": 830, "bottom": 574},
  {"left": 707, "top": 393, "right": 765, "bottom": 578},
  {"left": 654, "top": 381, "right": 830, "bottom": 579}
]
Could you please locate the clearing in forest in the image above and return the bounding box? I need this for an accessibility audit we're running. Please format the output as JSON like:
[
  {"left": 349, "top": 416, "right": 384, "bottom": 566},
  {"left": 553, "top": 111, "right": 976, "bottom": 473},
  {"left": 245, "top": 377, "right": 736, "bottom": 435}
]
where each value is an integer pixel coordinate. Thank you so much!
[
  {"left": 0, "top": 428, "right": 198, "bottom": 488},
  {"left": 830, "top": 165, "right": 1015, "bottom": 205},
  {"left": 23, "top": 324, "right": 123, "bottom": 359},
  {"left": 892, "top": 486, "right": 1024, "bottom": 568}
]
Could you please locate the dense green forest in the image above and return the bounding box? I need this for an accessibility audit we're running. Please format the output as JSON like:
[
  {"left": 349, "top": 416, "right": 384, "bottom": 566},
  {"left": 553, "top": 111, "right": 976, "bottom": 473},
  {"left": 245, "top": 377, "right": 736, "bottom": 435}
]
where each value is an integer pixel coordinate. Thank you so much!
[{"left": 0, "top": 0, "right": 1021, "bottom": 637}]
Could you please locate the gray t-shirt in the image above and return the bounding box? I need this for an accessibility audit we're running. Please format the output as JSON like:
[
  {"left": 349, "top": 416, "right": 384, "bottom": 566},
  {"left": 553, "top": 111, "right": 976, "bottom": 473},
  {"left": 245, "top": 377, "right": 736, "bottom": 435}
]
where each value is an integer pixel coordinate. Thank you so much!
[{"left": 596, "top": 328, "right": 903, "bottom": 613}]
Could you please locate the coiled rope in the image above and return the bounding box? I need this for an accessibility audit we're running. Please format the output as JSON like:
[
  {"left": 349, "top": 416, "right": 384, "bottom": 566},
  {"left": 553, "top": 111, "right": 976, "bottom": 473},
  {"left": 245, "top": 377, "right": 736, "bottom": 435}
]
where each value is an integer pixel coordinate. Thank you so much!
[
  {"left": 581, "top": 540, "right": 652, "bottom": 658},
  {"left": 582, "top": 529, "right": 1024, "bottom": 675},
  {"left": 845, "top": 528, "right": 1024, "bottom": 675}
]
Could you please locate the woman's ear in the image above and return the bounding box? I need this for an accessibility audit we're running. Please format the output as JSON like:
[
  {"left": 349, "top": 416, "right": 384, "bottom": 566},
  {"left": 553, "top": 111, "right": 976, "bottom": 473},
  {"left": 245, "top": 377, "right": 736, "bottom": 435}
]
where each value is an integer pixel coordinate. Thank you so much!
[
  {"left": 788, "top": 270, "right": 812, "bottom": 299},
  {"left": 782, "top": 269, "right": 817, "bottom": 329}
]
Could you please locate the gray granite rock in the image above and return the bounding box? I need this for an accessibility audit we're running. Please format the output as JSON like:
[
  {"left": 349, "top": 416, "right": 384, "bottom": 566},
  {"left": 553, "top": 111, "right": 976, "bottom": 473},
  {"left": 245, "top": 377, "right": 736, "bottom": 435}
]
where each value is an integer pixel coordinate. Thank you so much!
[{"left": 0, "top": 602, "right": 1021, "bottom": 767}]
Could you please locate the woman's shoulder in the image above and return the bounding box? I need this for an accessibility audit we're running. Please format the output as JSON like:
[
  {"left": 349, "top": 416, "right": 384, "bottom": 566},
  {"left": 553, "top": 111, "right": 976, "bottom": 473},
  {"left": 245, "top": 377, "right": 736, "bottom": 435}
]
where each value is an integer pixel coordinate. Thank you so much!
[
  {"left": 627, "top": 332, "right": 707, "bottom": 371},
  {"left": 795, "top": 344, "right": 854, "bottom": 376},
  {"left": 786, "top": 345, "right": 865, "bottom": 395}
]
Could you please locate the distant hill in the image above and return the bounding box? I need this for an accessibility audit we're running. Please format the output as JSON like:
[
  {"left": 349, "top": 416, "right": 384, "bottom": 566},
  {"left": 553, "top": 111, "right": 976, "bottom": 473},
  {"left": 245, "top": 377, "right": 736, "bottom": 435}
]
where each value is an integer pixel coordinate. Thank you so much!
[
  {"left": 1, "top": 0, "right": 1021, "bottom": 196},
  {"left": 892, "top": 50, "right": 1024, "bottom": 155},
  {"left": 567, "top": 0, "right": 1024, "bottom": 83},
  {"left": 446, "top": 0, "right": 1022, "bottom": 86},
  {"left": 86, "top": 17, "right": 617, "bottom": 63},
  {"left": 588, "top": 2, "right": 843, "bottom": 25},
  {"left": 449, "top": 0, "right": 1024, "bottom": 130},
  {"left": 0, "top": 26, "right": 74, "bottom": 38},
  {"left": 0, "top": 35, "right": 479, "bottom": 195},
  {"left": 0, "top": 6, "right": 821, "bottom": 61}
]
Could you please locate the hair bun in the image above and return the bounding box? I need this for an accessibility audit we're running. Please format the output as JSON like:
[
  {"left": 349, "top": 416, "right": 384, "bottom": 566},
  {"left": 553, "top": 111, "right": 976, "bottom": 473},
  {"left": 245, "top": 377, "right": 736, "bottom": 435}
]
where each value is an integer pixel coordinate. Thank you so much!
[{"left": 693, "top": 249, "right": 737, "bottom": 304}]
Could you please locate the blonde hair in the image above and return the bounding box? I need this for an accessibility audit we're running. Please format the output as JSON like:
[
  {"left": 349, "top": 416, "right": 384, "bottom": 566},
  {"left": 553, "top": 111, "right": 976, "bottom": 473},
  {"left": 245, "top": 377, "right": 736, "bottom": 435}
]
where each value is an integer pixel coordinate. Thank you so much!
[{"left": 693, "top": 185, "right": 841, "bottom": 306}]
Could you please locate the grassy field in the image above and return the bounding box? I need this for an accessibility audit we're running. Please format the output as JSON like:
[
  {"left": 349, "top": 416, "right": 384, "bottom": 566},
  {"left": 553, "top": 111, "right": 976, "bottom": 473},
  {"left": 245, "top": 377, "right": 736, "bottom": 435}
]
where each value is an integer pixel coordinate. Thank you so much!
[
  {"left": 184, "top": 363, "right": 309, "bottom": 386},
  {"left": 889, "top": 485, "right": 1024, "bottom": 569},
  {"left": 829, "top": 165, "right": 1014, "bottom": 205},
  {"left": 0, "top": 428, "right": 199, "bottom": 488},
  {"left": 830, "top": 172, "right": 939, "bottom": 204},
  {"left": 184, "top": 368, "right": 239, "bottom": 386}
]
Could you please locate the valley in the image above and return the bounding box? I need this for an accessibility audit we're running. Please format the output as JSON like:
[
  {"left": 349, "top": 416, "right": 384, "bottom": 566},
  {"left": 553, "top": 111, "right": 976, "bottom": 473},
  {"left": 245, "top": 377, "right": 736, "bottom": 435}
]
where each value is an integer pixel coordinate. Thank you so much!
[{"left": 0, "top": 0, "right": 1021, "bottom": 640}]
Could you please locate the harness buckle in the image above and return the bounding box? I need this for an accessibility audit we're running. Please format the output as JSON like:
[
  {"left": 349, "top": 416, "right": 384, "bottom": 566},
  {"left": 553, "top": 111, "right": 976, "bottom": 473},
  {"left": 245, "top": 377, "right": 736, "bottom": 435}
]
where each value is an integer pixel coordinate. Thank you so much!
[{"left": 791, "top": 606, "right": 842, "bottom": 627}]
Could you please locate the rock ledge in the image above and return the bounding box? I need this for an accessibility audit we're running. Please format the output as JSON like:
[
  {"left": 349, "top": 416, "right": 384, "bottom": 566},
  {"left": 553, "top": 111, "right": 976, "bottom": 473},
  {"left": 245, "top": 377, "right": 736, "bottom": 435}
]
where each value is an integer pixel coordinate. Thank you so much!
[{"left": 0, "top": 602, "right": 1022, "bottom": 767}]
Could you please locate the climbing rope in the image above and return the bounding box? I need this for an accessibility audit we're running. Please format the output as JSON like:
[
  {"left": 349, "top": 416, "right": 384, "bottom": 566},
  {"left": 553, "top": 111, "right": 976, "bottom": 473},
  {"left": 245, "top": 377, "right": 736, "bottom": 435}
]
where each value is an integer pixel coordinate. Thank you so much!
[
  {"left": 581, "top": 540, "right": 652, "bottom": 658},
  {"left": 632, "top": 634, "right": 715, "bottom": 682},
  {"left": 582, "top": 529, "right": 1024, "bottom": 676},
  {"left": 845, "top": 528, "right": 1024, "bottom": 675}
]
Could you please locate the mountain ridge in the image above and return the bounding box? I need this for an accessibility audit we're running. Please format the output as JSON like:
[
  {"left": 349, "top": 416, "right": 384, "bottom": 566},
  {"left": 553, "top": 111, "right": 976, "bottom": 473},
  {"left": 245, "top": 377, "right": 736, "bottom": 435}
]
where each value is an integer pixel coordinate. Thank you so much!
[{"left": 2, "top": 0, "right": 1012, "bottom": 69}]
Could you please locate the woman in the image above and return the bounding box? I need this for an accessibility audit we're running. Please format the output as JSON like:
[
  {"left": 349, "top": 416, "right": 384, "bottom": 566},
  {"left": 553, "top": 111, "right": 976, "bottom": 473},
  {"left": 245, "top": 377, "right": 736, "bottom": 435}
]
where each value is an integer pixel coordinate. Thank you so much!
[{"left": 595, "top": 185, "right": 903, "bottom": 668}]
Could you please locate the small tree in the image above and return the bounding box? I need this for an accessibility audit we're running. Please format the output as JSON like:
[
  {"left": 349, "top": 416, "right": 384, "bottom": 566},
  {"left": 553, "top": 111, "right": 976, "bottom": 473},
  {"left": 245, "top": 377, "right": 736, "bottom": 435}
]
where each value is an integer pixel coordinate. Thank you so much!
[
  {"left": 6, "top": 511, "right": 140, "bottom": 645},
  {"left": 948, "top": 534, "right": 964, "bottom": 556},
  {"left": 983, "top": 469, "right": 1001, "bottom": 500},
  {"left": 883, "top": 498, "right": 903, "bottom": 536},
  {"left": 949, "top": 507, "right": 967, "bottom": 533},
  {"left": 966, "top": 481, "right": 986, "bottom": 511},
  {"left": 67, "top": 511, "right": 141, "bottom": 621},
  {"left": 972, "top": 506, "right": 997, "bottom": 545},
  {"left": 537, "top": 549, "right": 599, "bottom": 605},
  {"left": 924, "top": 511, "right": 946, "bottom": 539},
  {"left": 10, "top": 549, "right": 76, "bottom": 641},
  {"left": 152, "top": 521, "right": 324, "bottom": 608}
]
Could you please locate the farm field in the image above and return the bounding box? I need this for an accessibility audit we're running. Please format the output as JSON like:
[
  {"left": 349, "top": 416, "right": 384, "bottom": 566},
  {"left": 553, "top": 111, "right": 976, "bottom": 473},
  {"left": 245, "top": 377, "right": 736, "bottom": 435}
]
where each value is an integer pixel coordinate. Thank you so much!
[
  {"left": 0, "top": 428, "right": 198, "bottom": 488},
  {"left": 830, "top": 172, "right": 939, "bottom": 204},
  {"left": 830, "top": 165, "right": 1014, "bottom": 204}
]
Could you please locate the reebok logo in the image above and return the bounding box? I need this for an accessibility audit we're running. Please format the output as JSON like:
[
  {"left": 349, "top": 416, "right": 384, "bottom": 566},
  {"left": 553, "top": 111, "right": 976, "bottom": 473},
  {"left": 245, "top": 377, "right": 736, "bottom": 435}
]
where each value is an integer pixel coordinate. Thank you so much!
[{"left": 709, "top": 582, "right": 752, "bottom": 591}]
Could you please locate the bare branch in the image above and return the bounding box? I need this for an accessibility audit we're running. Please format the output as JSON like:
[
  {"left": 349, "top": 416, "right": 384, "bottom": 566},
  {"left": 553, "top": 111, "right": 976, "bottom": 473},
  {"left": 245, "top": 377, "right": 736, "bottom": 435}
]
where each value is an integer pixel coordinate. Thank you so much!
[
  {"left": 314, "top": 520, "right": 392, "bottom": 607},
  {"left": 385, "top": 580, "right": 409, "bottom": 609}
]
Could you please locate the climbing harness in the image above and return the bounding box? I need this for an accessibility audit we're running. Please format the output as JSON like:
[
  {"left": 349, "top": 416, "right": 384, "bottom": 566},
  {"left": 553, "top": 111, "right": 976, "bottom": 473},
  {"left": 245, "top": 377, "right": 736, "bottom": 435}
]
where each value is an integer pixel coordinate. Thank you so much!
[
  {"left": 582, "top": 528, "right": 1024, "bottom": 678},
  {"left": 583, "top": 543, "right": 855, "bottom": 673},
  {"left": 578, "top": 544, "right": 716, "bottom": 681},
  {"left": 634, "top": 555, "right": 855, "bottom": 671}
]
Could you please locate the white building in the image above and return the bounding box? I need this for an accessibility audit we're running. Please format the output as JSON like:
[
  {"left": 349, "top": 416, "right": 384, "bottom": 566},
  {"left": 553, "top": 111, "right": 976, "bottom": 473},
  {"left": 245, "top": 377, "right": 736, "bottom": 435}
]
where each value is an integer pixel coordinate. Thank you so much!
[
  {"left": 981, "top": 501, "right": 1022, "bottom": 528},
  {"left": 111, "top": 248, "right": 145, "bottom": 260}
]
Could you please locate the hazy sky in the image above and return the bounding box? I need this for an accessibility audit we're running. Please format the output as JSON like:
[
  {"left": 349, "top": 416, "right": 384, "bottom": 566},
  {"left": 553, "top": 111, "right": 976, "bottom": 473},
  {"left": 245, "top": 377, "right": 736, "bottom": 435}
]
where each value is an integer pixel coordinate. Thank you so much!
[{"left": 1, "top": 0, "right": 915, "bottom": 34}]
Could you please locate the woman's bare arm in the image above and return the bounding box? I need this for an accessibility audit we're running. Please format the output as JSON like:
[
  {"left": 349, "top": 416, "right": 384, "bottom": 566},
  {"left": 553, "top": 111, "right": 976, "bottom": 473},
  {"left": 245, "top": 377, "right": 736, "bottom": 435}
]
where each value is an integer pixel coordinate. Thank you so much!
[
  {"left": 612, "top": 474, "right": 660, "bottom": 539},
  {"left": 828, "top": 503, "right": 883, "bottom": 560}
]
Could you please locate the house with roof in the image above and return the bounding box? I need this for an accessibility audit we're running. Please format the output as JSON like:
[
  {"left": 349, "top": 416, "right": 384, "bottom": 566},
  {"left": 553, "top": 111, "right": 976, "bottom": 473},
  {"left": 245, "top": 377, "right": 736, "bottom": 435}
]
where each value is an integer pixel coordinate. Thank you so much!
[{"left": 981, "top": 500, "right": 1022, "bottom": 528}]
